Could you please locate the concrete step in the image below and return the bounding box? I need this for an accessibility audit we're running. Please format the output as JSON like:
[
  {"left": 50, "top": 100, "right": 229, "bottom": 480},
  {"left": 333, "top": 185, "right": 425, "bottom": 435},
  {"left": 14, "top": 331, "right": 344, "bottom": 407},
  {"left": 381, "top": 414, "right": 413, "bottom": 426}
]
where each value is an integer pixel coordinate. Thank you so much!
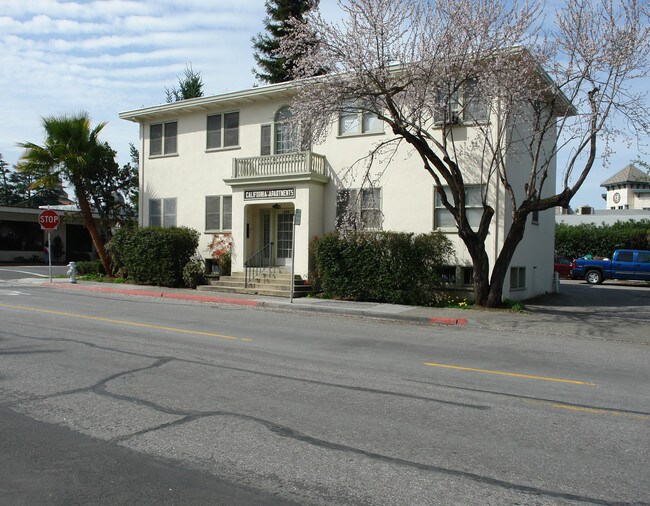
[{"left": 200, "top": 271, "right": 311, "bottom": 298}]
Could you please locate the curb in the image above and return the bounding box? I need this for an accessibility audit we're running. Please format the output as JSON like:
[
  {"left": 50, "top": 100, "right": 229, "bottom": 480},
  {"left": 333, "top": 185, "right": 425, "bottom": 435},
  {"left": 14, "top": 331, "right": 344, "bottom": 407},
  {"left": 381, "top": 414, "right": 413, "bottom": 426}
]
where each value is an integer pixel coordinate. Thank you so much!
[{"left": 44, "top": 282, "right": 467, "bottom": 326}]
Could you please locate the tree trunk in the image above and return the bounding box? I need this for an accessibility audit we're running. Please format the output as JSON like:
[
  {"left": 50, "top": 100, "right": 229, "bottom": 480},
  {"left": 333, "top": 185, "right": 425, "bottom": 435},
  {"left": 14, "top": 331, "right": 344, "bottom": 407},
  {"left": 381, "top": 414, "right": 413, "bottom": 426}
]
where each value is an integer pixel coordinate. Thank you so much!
[
  {"left": 458, "top": 229, "right": 491, "bottom": 306},
  {"left": 74, "top": 182, "right": 111, "bottom": 274},
  {"left": 485, "top": 213, "right": 528, "bottom": 307}
]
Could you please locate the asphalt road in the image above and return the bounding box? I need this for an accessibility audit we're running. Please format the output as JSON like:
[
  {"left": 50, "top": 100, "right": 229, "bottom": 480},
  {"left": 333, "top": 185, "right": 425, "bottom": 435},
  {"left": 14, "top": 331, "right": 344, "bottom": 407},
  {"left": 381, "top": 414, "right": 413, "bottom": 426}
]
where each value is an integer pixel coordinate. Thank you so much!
[{"left": 0, "top": 274, "right": 648, "bottom": 504}]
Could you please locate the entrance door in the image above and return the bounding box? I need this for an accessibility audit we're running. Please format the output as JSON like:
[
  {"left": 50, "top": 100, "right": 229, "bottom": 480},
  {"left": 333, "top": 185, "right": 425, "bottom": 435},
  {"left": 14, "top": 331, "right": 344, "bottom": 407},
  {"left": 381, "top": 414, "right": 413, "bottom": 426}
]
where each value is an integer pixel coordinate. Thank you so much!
[{"left": 275, "top": 211, "right": 293, "bottom": 266}]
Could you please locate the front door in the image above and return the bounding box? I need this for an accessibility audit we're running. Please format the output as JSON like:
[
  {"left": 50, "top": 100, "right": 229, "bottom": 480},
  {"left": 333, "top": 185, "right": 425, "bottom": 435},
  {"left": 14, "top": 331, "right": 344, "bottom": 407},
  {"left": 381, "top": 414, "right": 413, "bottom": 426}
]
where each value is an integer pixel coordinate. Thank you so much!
[{"left": 275, "top": 211, "right": 293, "bottom": 266}]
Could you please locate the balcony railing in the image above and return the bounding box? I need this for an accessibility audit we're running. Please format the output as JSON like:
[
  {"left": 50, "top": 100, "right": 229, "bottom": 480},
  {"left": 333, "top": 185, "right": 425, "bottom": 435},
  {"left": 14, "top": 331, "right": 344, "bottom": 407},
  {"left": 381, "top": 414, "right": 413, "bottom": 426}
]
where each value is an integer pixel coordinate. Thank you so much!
[{"left": 232, "top": 151, "right": 327, "bottom": 179}]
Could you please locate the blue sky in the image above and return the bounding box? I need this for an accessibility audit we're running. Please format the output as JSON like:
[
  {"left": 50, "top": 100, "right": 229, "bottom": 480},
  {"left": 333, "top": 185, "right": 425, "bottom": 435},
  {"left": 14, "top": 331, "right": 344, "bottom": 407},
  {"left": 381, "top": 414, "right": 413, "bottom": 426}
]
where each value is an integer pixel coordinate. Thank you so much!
[{"left": 0, "top": 0, "right": 646, "bottom": 209}]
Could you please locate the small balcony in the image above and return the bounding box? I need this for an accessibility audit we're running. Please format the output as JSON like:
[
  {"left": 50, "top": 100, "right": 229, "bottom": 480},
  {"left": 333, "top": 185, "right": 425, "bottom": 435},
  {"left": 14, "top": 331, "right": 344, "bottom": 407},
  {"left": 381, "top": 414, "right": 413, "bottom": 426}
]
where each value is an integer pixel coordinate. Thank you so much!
[{"left": 231, "top": 151, "right": 329, "bottom": 183}]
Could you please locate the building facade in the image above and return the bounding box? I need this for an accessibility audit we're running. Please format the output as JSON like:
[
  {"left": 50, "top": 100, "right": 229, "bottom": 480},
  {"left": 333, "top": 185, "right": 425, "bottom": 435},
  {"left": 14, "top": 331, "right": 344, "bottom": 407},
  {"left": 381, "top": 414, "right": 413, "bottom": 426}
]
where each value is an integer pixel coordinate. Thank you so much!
[
  {"left": 120, "top": 80, "right": 557, "bottom": 300},
  {"left": 601, "top": 164, "right": 650, "bottom": 210},
  {"left": 0, "top": 205, "right": 94, "bottom": 263}
]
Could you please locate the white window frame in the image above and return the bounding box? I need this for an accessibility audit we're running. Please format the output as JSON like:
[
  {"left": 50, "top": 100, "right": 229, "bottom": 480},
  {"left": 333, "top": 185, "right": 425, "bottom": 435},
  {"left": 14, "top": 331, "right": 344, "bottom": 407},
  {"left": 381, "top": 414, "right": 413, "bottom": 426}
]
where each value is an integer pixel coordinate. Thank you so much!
[
  {"left": 205, "top": 195, "right": 232, "bottom": 232},
  {"left": 336, "top": 187, "right": 383, "bottom": 230},
  {"left": 149, "top": 198, "right": 177, "bottom": 227},
  {"left": 149, "top": 121, "right": 177, "bottom": 157},
  {"left": 206, "top": 111, "right": 239, "bottom": 150},
  {"left": 435, "top": 78, "right": 489, "bottom": 125},
  {"left": 510, "top": 266, "right": 526, "bottom": 290},
  {"left": 260, "top": 106, "right": 307, "bottom": 156},
  {"left": 338, "top": 103, "right": 384, "bottom": 137},
  {"left": 434, "top": 184, "right": 484, "bottom": 231}
]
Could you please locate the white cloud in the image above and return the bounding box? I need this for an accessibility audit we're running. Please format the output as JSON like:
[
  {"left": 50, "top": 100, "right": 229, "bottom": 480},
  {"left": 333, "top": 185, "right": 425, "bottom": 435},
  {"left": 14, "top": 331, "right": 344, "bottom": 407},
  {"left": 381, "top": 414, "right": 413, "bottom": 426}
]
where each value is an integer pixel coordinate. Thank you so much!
[
  {"left": 0, "top": 0, "right": 267, "bottom": 169},
  {"left": 0, "top": 0, "right": 644, "bottom": 211}
]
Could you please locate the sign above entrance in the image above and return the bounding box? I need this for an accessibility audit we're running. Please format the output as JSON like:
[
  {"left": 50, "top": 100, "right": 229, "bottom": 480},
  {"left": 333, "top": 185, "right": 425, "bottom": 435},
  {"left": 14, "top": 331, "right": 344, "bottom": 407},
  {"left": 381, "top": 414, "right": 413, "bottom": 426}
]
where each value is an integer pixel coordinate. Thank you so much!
[{"left": 244, "top": 187, "right": 295, "bottom": 200}]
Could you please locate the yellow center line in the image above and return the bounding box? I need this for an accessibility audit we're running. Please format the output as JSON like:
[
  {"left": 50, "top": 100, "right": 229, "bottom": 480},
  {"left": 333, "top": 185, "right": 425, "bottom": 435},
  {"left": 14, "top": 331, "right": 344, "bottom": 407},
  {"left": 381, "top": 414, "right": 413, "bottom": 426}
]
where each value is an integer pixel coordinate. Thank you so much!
[
  {"left": 423, "top": 362, "right": 597, "bottom": 386},
  {"left": 0, "top": 303, "right": 249, "bottom": 342},
  {"left": 526, "top": 400, "right": 648, "bottom": 420}
]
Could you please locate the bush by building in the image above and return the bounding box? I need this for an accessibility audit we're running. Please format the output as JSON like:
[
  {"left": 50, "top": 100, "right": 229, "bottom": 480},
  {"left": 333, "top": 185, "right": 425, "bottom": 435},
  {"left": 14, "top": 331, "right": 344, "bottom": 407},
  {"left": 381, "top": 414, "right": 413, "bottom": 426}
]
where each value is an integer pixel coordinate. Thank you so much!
[
  {"left": 555, "top": 220, "right": 650, "bottom": 259},
  {"left": 109, "top": 226, "right": 199, "bottom": 287},
  {"left": 311, "top": 231, "right": 455, "bottom": 306}
]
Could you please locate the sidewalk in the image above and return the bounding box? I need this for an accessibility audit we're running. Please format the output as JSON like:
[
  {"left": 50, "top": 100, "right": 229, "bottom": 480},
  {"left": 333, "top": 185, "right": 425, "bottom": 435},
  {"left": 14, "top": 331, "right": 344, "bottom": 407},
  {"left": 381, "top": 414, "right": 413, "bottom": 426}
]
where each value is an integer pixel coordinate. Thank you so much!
[{"left": 20, "top": 278, "right": 650, "bottom": 345}]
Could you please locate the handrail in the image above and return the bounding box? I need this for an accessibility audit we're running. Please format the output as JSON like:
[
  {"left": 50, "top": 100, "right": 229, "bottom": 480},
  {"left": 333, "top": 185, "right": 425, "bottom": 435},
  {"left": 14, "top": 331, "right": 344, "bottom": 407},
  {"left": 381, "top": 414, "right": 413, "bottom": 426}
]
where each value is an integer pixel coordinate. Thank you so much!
[{"left": 244, "top": 242, "right": 274, "bottom": 288}]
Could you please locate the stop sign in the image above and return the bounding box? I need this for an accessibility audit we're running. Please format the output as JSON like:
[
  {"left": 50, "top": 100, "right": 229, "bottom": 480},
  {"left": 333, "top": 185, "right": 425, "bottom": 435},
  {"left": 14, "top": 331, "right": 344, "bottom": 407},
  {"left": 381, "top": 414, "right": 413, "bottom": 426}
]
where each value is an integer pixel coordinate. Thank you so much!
[{"left": 38, "top": 209, "right": 60, "bottom": 231}]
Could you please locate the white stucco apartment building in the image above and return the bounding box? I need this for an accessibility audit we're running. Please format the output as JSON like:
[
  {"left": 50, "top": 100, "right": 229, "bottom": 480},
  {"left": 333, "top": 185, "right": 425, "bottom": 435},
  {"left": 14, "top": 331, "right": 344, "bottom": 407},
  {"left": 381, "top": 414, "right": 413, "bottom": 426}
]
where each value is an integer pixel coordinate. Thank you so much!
[{"left": 119, "top": 79, "right": 558, "bottom": 301}]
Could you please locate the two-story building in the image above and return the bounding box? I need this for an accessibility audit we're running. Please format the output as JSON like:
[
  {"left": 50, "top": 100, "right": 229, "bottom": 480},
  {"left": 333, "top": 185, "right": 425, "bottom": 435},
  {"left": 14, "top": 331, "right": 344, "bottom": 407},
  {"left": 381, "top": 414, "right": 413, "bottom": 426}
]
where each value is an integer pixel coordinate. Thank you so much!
[{"left": 119, "top": 78, "right": 558, "bottom": 300}]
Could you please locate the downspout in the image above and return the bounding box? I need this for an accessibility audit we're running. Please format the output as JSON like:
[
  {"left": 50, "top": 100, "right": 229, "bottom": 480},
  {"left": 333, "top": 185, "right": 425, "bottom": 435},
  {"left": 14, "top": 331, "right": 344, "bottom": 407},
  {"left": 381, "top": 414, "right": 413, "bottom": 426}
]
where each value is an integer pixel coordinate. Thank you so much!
[
  {"left": 139, "top": 122, "right": 145, "bottom": 227},
  {"left": 493, "top": 98, "right": 501, "bottom": 273}
]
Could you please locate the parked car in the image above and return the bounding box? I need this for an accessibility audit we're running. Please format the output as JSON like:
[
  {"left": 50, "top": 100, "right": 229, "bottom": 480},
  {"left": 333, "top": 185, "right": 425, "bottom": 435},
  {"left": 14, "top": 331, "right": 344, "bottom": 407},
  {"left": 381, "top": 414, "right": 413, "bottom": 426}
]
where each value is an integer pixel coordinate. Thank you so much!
[
  {"left": 554, "top": 256, "right": 572, "bottom": 278},
  {"left": 570, "top": 249, "right": 650, "bottom": 284}
]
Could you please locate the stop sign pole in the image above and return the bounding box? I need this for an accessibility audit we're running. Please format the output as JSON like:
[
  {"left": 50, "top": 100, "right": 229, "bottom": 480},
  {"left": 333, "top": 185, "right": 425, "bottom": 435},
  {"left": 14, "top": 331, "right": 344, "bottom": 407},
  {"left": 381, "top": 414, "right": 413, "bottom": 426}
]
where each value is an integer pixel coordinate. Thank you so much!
[{"left": 38, "top": 209, "right": 60, "bottom": 283}]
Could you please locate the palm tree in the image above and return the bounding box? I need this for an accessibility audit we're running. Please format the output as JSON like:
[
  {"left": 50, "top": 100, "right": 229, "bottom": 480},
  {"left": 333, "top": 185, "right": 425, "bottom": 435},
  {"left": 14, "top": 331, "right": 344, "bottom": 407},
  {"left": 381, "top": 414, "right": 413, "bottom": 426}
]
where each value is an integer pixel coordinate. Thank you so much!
[{"left": 18, "top": 113, "right": 112, "bottom": 274}]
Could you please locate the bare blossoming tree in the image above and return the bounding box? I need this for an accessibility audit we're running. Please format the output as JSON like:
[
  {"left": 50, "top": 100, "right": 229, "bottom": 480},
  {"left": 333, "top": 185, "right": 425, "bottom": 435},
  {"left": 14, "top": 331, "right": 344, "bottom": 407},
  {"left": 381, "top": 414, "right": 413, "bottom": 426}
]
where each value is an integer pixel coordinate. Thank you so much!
[{"left": 279, "top": 0, "right": 650, "bottom": 307}]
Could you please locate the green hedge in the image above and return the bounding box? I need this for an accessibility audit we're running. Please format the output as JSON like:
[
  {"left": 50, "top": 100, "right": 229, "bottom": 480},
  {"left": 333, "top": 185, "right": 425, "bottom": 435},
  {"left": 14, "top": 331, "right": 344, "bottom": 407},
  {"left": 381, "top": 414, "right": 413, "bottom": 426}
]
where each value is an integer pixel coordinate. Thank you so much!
[
  {"left": 108, "top": 226, "right": 199, "bottom": 287},
  {"left": 556, "top": 220, "right": 650, "bottom": 258},
  {"left": 75, "top": 260, "right": 104, "bottom": 275},
  {"left": 311, "top": 231, "right": 454, "bottom": 305}
]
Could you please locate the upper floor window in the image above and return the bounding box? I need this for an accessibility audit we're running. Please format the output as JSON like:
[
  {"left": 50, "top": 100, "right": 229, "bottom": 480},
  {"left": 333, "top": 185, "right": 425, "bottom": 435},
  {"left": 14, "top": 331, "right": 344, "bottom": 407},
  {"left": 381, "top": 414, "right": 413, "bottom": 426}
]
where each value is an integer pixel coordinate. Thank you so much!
[
  {"left": 207, "top": 112, "right": 239, "bottom": 150},
  {"left": 338, "top": 103, "right": 383, "bottom": 136},
  {"left": 150, "top": 121, "right": 177, "bottom": 156},
  {"left": 205, "top": 195, "right": 232, "bottom": 231},
  {"left": 336, "top": 187, "right": 382, "bottom": 230},
  {"left": 261, "top": 106, "right": 307, "bottom": 156},
  {"left": 435, "top": 79, "right": 489, "bottom": 125},
  {"left": 149, "top": 198, "right": 177, "bottom": 227},
  {"left": 434, "top": 185, "right": 484, "bottom": 230}
]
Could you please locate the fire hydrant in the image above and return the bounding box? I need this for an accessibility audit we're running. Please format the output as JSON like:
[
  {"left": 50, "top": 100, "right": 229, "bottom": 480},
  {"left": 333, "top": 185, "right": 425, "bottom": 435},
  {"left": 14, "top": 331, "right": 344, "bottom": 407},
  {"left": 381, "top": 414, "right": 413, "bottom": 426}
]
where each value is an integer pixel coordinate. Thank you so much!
[{"left": 67, "top": 261, "right": 77, "bottom": 284}]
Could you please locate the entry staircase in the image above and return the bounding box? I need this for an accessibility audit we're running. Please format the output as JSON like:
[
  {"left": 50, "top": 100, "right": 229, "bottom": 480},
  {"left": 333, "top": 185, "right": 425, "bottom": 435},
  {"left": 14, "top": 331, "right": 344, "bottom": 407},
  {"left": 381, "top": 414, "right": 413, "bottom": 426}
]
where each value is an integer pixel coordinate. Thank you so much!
[{"left": 197, "top": 268, "right": 311, "bottom": 298}]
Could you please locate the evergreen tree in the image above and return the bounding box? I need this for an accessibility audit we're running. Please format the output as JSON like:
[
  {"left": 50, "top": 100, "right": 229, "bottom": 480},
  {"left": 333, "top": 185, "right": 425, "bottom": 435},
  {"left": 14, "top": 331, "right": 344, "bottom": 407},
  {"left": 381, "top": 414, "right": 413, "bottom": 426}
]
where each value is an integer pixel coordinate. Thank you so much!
[
  {"left": 0, "top": 153, "right": 10, "bottom": 205},
  {"left": 252, "top": 0, "right": 321, "bottom": 84},
  {"left": 165, "top": 64, "right": 204, "bottom": 103},
  {"left": 0, "top": 154, "right": 61, "bottom": 207}
]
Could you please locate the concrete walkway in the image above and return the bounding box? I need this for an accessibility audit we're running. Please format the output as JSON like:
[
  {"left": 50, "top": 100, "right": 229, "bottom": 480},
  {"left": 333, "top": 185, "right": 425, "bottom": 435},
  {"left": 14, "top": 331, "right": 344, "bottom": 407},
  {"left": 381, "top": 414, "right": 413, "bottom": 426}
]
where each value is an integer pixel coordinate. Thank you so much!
[{"left": 17, "top": 277, "right": 648, "bottom": 346}]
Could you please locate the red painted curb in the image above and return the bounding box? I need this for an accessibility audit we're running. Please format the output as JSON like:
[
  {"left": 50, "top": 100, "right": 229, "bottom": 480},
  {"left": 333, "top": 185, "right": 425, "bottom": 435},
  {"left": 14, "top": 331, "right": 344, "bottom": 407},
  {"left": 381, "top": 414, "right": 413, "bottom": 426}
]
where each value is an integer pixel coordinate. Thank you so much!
[
  {"left": 429, "top": 317, "right": 468, "bottom": 326},
  {"left": 44, "top": 283, "right": 259, "bottom": 307},
  {"left": 160, "top": 292, "right": 259, "bottom": 307}
]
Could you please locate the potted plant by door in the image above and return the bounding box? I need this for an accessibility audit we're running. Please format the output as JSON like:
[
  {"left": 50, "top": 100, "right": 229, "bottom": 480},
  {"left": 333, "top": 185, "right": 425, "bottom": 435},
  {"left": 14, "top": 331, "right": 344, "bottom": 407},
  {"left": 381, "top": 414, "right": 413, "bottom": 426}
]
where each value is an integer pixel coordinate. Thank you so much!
[{"left": 206, "top": 233, "right": 233, "bottom": 280}]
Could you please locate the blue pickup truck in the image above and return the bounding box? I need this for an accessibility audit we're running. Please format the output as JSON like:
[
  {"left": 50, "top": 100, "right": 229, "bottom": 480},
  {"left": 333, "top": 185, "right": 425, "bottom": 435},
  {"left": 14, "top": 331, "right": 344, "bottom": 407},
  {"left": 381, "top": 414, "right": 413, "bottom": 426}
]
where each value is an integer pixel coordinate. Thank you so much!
[{"left": 570, "top": 249, "right": 650, "bottom": 284}]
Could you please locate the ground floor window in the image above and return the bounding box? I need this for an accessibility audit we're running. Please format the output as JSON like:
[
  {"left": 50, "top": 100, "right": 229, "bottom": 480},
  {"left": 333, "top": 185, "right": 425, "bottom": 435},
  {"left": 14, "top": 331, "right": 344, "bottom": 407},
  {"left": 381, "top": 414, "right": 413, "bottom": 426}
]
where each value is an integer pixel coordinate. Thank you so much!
[
  {"left": 205, "top": 195, "right": 232, "bottom": 231},
  {"left": 434, "top": 185, "right": 484, "bottom": 230},
  {"left": 510, "top": 266, "right": 526, "bottom": 290},
  {"left": 437, "top": 266, "right": 474, "bottom": 286},
  {"left": 149, "top": 198, "right": 177, "bottom": 227},
  {"left": 0, "top": 220, "right": 42, "bottom": 251},
  {"left": 336, "top": 187, "right": 382, "bottom": 230}
]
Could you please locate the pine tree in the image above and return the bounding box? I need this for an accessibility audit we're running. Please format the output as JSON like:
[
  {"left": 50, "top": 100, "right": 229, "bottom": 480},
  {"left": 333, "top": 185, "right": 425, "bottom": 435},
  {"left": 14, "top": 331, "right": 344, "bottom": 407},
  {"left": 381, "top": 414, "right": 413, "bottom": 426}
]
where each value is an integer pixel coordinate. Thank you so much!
[
  {"left": 165, "top": 64, "right": 204, "bottom": 103},
  {"left": 252, "top": 0, "right": 320, "bottom": 84}
]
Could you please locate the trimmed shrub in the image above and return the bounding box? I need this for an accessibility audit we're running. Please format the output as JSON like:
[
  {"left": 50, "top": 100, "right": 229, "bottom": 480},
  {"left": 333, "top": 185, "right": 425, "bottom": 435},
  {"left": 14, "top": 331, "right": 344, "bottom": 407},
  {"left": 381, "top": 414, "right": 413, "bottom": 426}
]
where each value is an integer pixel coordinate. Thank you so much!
[
  {"left": 75, "top": 259, "right": 104, "bottom": 275},
  {"left": 183, "top": 258, "right": 207, "bottom": 289},
  {"left": 311, "top": 231, "right": 455, "bottom": 306},
  {"left": 555, "top": 220, "right": 650, "bottom": 259},
  {"left": 108, "top": 226, "right": 199, "bottom": 287}
]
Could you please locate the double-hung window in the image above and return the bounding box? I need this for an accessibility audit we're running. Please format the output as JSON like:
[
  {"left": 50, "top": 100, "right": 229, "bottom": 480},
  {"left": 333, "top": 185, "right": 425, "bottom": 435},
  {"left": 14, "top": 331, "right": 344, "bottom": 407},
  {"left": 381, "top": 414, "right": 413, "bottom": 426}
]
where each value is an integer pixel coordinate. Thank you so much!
[
  {"left": 338, "top": 103, "right": 383, "bottom": 136},
  {"left": 150, "top": 121, "right": 177, "bottom": 156},
  {"left": 149, "top": 198, "right": 177, "bottom": 227},
  {"left": 207, "top": 112, "right": 239, "bottom": 150},
  {"left": 434, "top": 185, "right": 484, "bottom": 230},
  {"left": 435, "top": 79, "right": 489, "bottom": 125},
  {"left": 205, "top": 195, "right": 232, "bottom": 231},
  {"left": 336, "top": 188, "right": 382, "bottom": 230}
]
